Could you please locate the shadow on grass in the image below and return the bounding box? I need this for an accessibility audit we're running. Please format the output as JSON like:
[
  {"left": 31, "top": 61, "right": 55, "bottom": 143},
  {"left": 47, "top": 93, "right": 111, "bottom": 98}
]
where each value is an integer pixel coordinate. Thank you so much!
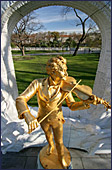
[
  {"left": 69, "top": 75, "right": 96, "bottom": 81},
  {"left": 67, "top": 64, "right": 98, "bottom": 75},
  {"left": 15, "top": 70, "right": 47, "bottom": 76}
]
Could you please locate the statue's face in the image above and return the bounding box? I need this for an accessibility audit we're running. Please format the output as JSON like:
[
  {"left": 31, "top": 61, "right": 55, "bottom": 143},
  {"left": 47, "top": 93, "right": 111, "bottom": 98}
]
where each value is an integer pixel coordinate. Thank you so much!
[
  {"left": 51, "top": 66, "right": 68, "bottom": 81},
  {"left": 46, "top": 57, "right": 68, "bottom": 80},
  {"left": 54, "top": 69, "right": 65, "bottom": 79}
]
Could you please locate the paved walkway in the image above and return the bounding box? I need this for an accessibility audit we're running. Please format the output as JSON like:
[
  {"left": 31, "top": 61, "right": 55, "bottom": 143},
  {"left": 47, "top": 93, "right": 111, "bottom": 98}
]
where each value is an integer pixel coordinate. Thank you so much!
[
  {"left": 12, "top": 50, "right": 100, "bottom": 57},
  {"left": 13, "top": 51, "right": 75, "bottom": 56},
  {"left": 1, "top": 147, "right": 111, "bottom": 169}
]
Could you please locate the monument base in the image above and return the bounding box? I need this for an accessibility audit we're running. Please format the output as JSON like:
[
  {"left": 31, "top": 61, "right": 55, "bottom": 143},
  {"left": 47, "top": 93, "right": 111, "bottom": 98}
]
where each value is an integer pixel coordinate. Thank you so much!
[{"left": 37, "top": 144, "right": 73, "bottom": 169}]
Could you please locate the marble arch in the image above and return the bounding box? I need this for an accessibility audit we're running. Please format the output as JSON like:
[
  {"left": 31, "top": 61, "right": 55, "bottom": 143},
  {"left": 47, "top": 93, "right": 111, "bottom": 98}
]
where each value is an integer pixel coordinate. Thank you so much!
[{"left": 1, "top": 1, "right": 111, "bottom": 154}]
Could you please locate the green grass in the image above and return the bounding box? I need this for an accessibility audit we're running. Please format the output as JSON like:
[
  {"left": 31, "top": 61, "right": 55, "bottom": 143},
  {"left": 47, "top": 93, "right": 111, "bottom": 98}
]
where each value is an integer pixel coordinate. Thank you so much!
[{"left": 13, "top": 53, "right": 100, "bottom": 107}]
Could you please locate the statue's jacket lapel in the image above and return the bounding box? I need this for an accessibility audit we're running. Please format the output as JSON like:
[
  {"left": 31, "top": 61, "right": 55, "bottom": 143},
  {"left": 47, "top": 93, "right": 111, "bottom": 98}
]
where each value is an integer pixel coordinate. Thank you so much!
[{"left": 38, "top": 78, "right": 62, "bottom": 103}]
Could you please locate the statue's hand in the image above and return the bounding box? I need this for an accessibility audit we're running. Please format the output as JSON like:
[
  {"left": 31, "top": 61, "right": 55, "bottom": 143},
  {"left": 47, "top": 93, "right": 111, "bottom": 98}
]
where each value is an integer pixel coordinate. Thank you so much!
[
  {"left": 83, "top": 98, "right": 94, "bottom": 104},
  {"left": 83, "top": 95, "right": 111, "bottom": 111},
  {"left": 24, "top": 112, "right": 39, "bottom": 134},
  {"left": 83, "top": 95, "right": 97, "bottom": 105},
  {"left": 28, "top": 118, "right": 39, "bottom": 134}
]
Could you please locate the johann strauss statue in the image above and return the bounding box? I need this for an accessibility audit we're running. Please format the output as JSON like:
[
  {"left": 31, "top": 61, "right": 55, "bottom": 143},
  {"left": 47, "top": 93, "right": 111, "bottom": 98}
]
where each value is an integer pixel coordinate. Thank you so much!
[{"left": 16, "top": 56, "right": 111, "bottom": 169}]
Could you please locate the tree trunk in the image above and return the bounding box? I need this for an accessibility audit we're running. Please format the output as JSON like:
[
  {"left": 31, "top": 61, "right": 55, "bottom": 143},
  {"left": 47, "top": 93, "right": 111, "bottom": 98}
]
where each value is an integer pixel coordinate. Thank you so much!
[
  {"left": 21, "top": 46, "right": 25, "bottom": 56},
  {"left": 73, "top": 42, "right": 80, "bottom": 56},
  {"left": 73, "top": 34, "right": 85, "bottom": 56}
]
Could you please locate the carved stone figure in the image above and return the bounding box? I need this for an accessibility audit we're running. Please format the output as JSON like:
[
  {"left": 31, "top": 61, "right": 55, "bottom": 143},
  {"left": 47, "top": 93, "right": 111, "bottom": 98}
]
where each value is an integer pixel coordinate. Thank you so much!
[{"left": 16, "top": 56, "right": 111, "bottom": 169}]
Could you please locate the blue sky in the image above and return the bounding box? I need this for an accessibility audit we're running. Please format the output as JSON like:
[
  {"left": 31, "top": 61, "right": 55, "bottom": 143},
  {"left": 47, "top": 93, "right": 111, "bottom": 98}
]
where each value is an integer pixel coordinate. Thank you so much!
[{"left": 32, "top": 5, "right": 97, "bottom": 34}]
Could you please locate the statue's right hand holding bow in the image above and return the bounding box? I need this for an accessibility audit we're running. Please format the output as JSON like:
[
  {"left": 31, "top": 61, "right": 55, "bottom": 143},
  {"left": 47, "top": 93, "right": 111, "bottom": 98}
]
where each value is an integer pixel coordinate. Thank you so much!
[{"left": 24, "top": 112, "right": 39, "bottom": 134}]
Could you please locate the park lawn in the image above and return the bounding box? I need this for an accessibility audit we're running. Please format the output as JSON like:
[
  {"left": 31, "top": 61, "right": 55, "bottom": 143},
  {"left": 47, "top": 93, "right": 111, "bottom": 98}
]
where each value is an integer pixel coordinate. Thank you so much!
[{"left": 13, "top": 53, "right": 100, "bottom": 107}]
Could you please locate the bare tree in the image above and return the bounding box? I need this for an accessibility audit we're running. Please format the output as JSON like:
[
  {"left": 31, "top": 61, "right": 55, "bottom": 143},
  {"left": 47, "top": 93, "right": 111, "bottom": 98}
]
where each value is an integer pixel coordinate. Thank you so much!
[
  {"left": 62, "top": 1, "right": 110, "bottom": 56},
  {"left": 73, "top": 9, "right": 97, "bottom": 56},
  {"left": 62, "top": 7, "right": 97, "bottom": 56},
  {"left": 11, "top": 12, "right": 43, "bottom": 56}
]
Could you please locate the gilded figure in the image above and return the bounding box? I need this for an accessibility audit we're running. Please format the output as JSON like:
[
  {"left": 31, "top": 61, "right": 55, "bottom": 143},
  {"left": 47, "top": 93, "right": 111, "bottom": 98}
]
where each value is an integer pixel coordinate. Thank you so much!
[{"left": 16, "top": 56, "right": 111, "bottom": 169}]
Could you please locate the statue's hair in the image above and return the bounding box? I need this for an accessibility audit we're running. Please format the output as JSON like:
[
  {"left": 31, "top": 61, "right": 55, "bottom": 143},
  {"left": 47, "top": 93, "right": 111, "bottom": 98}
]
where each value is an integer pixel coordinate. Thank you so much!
[{"left": 46, "top": 56, "right": 67, "bottom": 75}]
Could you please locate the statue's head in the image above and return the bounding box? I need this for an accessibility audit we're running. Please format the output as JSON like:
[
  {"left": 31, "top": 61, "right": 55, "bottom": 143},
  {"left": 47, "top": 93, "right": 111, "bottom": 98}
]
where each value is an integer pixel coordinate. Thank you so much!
[{"left": 46, "top": 56, "right": 68, "bottom": 79}]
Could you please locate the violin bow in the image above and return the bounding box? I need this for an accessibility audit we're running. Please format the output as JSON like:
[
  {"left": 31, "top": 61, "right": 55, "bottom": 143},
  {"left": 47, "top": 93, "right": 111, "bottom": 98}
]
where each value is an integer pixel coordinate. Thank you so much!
[
  {"left": 29, "top": 80, "right": 111, "bottom": 133},
  {"left": 38, "top": 79, "right": 82, "bottom": 124}
]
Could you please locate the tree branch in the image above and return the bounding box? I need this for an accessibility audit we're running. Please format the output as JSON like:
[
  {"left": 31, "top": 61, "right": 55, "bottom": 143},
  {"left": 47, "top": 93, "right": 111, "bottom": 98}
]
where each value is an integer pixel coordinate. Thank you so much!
[{"left": 74, "top": 8, "right": 83, "bottom": 23}]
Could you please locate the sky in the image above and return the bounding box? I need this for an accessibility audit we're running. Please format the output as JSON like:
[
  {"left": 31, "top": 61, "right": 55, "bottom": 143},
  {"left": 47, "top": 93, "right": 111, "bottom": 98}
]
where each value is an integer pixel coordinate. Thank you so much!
[{"left": 32, "top": 5, "right": 98, "bottom": 34}]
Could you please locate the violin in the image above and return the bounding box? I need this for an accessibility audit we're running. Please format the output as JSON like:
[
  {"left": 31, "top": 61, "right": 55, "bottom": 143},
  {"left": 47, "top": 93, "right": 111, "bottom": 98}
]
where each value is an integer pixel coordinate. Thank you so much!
[{"left": 60, "top": 76, "right": 111, "bottom": 111}]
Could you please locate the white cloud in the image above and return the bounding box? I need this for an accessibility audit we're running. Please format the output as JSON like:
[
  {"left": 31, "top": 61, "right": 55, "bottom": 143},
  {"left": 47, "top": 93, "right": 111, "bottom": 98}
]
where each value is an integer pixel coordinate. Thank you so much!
[
  {"left": 45, "top": 28, "right": 86, "bottom": 34},
  {"left": 36, "top": 11, "right": 90, "bottom": 25},
  {"left": 37, "top": 15, "right": 81, "bottom": 25},
  {"left": 39, "top": 15, "right": 76, "bottom": 24},
  {"left": 41, "top": 17, "right": 64, "bottom": 24}
]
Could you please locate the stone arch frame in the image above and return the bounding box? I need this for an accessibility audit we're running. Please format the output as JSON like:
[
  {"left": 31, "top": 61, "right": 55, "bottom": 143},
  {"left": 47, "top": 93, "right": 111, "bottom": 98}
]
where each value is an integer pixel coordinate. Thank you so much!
[
  {"left": 1, "top": 1, "right": 111, "bottom": 153},
  {"left": 1, "top": 1, "right": 111, "bottom": 102}
]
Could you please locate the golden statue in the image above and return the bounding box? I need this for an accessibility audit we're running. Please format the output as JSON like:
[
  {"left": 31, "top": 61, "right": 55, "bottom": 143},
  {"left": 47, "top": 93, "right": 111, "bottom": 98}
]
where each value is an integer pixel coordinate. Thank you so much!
[{"left": 16, "top": 56, "right": 111, "bottom": 169}]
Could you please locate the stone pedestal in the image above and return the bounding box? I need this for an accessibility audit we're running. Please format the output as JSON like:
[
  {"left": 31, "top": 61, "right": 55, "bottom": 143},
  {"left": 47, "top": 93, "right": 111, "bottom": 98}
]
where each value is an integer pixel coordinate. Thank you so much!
[{"left": 37, "top": 145, "right": 73, "bottom": 169}]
